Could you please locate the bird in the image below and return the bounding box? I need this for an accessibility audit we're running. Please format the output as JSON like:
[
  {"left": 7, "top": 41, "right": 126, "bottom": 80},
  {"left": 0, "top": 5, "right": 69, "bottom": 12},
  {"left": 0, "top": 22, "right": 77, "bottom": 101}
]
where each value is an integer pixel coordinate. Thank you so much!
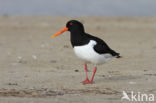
[{"left": 51, "top": 20, "right": 121, "bottom": 84}]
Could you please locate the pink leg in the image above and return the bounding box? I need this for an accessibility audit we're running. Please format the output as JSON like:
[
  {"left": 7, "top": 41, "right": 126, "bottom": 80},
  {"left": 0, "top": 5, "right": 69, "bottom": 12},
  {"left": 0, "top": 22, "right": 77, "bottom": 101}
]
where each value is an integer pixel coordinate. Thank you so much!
[
  {"left": 81, "top": 64, "right": 90, "bottom": 84},
  {"left": 89, "top": 66, "right": 97, "bottom": 84},
  {"left": 82, "top": 66, "right": 97, "bottom": 85}
]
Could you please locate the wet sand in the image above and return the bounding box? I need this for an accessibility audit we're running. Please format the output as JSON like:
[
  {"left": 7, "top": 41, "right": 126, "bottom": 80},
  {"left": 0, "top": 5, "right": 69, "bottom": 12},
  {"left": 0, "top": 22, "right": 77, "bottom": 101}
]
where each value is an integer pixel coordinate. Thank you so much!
[{"left": 0, "top": 16, "right": 156, "bottom": 103}]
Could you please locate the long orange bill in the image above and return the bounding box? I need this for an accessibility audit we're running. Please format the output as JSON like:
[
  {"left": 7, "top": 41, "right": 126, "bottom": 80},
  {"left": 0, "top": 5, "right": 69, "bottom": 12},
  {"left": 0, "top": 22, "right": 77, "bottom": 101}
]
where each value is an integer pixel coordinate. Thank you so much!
[{"left": 51, "top": 27, "right": 68, "bottom": 38}]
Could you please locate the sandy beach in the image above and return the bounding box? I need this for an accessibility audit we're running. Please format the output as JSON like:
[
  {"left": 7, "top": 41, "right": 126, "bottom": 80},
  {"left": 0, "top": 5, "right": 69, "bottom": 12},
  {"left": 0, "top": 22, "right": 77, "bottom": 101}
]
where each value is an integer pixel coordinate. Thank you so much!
[{"left": 0, "top": 16, "right": 156, "bottom": 103}]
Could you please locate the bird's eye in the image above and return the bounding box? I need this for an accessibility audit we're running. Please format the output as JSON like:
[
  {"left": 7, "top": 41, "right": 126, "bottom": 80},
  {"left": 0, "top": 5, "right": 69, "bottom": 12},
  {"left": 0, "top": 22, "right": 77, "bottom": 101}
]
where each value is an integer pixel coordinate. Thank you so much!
[{"left": 69, "top": 22, "right": 72, "bottom": 26}]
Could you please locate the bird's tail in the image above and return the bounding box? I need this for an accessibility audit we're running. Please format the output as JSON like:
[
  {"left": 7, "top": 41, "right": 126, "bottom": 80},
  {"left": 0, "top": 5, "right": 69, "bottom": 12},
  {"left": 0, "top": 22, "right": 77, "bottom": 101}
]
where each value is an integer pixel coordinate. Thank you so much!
[
  {"left": 110, "top": 50, "right": 121, "bottom": 58},
  {"left": 115, "top": 54, "right": 121, "bottom": 58}
]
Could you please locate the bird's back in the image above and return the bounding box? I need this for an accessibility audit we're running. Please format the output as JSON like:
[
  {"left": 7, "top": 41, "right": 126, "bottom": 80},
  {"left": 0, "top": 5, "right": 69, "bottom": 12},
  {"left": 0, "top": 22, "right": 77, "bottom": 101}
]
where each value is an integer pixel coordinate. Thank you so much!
[{"left": 85, "top": 33, "right": 120, "bottom": 58}]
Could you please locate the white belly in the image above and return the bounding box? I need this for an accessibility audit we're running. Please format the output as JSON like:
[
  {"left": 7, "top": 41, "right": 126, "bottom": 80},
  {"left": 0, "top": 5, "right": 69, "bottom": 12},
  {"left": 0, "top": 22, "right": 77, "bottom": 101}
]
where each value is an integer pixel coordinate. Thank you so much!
[{"left": 73, "top": 40, "right": 112, "bottom": 64}]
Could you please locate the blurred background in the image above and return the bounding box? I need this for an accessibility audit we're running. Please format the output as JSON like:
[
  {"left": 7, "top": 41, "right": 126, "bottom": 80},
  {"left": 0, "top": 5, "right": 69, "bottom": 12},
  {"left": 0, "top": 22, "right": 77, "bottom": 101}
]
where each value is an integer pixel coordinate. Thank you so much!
[
  {"left": 0, "top": 1, "right": 156, "bottom": 103},
  {"left": 0, "top": 0, "right": 156, "bottom": 17}
]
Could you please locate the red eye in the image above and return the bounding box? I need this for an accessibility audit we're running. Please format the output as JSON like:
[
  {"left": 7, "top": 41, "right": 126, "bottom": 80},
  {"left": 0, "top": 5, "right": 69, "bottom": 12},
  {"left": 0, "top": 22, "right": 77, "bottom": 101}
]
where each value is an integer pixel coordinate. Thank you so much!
[{"left": 69, "top": 22, "right": 72, "bottom": 25}]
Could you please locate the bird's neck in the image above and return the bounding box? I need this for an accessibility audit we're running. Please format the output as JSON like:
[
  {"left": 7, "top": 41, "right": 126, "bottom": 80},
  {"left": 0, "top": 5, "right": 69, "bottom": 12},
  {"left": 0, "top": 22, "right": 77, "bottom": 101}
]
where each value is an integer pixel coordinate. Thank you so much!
[{"left": 70, "top": 31, "right": 85, "bottom": 47}]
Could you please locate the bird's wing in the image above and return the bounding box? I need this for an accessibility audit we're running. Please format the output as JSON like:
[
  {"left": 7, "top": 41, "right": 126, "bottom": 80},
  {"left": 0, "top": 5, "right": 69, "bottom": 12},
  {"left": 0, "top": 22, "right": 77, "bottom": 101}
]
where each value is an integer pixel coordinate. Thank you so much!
[
  {"left": 93, "top": 43, "right": 111, "bottom": 54},
  {"left": 85, "top": 33, "right": 120, "bottom": 56},
  {"left": 85, "top": 33, "right": 111, "bottom": 53},
  {"left": 94, "top": 42, "right": 120, "bottom": 57}
]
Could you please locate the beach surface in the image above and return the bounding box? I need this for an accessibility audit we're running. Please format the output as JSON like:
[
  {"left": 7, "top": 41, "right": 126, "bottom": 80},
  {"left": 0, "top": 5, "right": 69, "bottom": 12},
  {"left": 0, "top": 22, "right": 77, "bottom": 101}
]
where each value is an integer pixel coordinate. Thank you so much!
[{"left": 0, "top": 16, "right": 156, "bottom": 103}]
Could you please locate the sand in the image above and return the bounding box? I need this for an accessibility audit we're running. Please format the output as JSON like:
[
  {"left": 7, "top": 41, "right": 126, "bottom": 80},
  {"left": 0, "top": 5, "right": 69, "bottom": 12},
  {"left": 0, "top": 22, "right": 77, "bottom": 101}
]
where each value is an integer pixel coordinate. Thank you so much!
[{"left": 0, "top": 16, "right": 156, "bottom": 103}]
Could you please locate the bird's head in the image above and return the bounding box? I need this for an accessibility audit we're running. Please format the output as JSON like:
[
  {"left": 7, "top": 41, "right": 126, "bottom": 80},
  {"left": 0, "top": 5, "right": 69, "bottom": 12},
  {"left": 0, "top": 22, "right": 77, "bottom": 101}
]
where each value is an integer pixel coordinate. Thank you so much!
[
  {"left": 66, "top": 20, "right": 84, "bottom": 32},
  {"left": 51, "top": 20, "right": 84, "bottom": 38}
]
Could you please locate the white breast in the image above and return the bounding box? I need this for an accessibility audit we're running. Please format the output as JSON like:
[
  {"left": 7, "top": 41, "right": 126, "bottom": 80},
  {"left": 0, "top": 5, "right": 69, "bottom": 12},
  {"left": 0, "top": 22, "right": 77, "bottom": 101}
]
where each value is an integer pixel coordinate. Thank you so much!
[{"left": 73, "top": 40, "right": 112, "bottom": 65}]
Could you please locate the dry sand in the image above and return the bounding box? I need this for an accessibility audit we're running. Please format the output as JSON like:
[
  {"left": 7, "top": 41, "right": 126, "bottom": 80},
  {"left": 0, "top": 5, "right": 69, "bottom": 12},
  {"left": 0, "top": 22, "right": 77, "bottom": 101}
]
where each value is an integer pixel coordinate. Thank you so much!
[{"left": 0, "top": 16, "right": 156, "bottom": 103}]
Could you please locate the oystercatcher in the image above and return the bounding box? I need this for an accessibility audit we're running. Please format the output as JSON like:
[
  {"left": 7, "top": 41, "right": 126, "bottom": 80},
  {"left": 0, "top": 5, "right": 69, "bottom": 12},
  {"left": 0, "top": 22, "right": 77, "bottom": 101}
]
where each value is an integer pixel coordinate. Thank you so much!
[{"left": 51, "top": 20, "right": 120, "bottom": 84}]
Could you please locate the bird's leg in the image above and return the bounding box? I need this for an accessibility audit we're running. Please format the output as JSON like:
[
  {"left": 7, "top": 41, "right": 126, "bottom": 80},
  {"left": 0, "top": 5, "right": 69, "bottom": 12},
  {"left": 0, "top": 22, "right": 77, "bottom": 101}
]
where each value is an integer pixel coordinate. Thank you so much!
[
  {"left": 89, "top": 66, "right": 97, "bottom": 84},
  {"left": 84, "top": 64, "right": 88, "bottom": 80},
  {"left": 82, "top": 66, "right": 97, "bottom": 84},
  {"left": 82, "top": 64, "right": 90, "bottom": 84}
]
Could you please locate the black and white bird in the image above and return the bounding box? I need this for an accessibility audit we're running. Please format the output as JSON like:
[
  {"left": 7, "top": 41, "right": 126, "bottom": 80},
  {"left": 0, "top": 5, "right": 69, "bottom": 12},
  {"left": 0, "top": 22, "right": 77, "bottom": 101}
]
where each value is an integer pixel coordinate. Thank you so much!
[{"left": 51, "top": 20, "right": 121, "bottom": 84}]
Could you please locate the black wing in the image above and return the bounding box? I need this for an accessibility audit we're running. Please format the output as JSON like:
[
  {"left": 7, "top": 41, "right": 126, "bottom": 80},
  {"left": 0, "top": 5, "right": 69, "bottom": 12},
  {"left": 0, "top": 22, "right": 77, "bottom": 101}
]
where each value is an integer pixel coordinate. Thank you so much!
[{"left": 85, "top": 33, "right": 120, "bottom": 57}]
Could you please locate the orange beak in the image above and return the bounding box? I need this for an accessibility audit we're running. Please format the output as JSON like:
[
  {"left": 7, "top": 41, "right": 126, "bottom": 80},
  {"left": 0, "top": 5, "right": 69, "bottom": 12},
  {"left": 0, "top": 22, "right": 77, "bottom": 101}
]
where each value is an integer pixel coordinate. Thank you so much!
[{"left": 51, "top": 27, "right": 68, "bottom": 38}]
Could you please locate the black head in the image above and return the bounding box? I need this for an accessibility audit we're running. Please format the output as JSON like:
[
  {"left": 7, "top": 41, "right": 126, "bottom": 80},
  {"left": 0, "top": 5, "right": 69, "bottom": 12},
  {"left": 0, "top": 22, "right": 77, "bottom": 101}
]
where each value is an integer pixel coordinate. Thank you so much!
[
  {"left": 66, "top": 20, "right": 85, "bottom": 33},
  {"left": 51, "top": 20, "right": 85, "bottom": 38}
]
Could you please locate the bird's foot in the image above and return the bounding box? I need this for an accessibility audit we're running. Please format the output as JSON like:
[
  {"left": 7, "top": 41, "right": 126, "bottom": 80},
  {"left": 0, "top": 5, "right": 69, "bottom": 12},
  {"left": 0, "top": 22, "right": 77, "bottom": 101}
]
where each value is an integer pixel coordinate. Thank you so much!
[{"left": 81, "top": 79, "right": 93, "bottom": 84}]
